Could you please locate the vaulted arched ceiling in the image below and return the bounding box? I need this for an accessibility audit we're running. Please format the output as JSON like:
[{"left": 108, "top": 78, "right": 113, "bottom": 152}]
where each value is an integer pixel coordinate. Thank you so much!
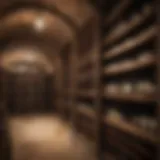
[
  {"left": 0, "top": 9, "right": 74, "bottom": 53},
  {"left": 1, "top": 46, "right": 54, "bottom": 74},
  {"left": 0, "top": 0, "right": 94, "bottom": 28},
  {"left": 0, "top": 0, "right": 96, "bottom": 74},
  {"left": 0, "top": 9, "right": 75, "bottom": 72}
]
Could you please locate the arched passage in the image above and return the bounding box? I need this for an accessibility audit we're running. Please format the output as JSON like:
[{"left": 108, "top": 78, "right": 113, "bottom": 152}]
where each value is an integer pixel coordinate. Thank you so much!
[
  {"left": 0, "top": 1, "right": 99, "bottom": 160},
  {"left": 0, "top": 8, "right": 75, "bottom": 115}
]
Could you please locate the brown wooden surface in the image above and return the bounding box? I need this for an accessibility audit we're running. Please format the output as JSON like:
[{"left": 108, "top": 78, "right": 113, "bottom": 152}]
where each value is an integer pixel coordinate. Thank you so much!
[
  {"left": 104, "top": 58, "right": 156, "bottom": 76},
  {"left": 104, "top": 26, "right": 156, "bottom": 60},
  {"left": 104, "top": 92, "right": 155, "bottom": 103},
  {"left": 104, "top": 6, "right": 154, "bottom": 46},
  {"left": 104, "top": 116, "right": 157, "bottom": 144},
  {"left": 77, "top": 106, "right": 96, "bottom": 119},
  {"left": 104, "top": 0, "right": 131, "bottom": 27},
  {"left": 101, "top": 0, "right": 157, "bottom": 159}
]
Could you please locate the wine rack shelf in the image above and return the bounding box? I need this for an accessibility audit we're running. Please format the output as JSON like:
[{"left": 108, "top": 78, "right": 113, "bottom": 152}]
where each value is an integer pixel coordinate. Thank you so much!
[
  {"left": 104, "top": 26, "right": 156, "bottom": 60},
  {"left": 104, "top": 4, "right": 154, "bottom": 46},
  {"left": 100, "top": 0, "right": 158, "bottom": 159},
  {"left": 104, "top": 117, "right": 157, "bottom": 144},
  {"left": 104, "top": 0, "right": 132, "bottom": 27},
  {"left": 104, "top": 93, "right": 155, "bottom": 103},
  {"left": 77, "top": 105, "right": 96, "bottom": 119},
  {"left": 104, "top": 58, "right": 156, "bottom": 76}
]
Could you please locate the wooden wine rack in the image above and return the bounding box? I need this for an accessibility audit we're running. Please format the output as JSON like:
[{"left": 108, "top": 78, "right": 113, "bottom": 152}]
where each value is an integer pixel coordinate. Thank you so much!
[{"left": 70, "top": 0, "right": 159, "bottom": 160}]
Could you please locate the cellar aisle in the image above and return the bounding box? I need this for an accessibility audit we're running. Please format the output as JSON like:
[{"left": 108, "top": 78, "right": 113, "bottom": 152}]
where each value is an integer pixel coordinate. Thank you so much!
[{"left": 8, "top": 114, "right": 96, "bottom": 160}]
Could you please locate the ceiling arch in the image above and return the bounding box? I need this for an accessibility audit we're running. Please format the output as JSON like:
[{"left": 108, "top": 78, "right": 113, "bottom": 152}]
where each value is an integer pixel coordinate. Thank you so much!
[
  {"left": 0, "top": 0, "right": 95, "bottom": 29},
  {"left": 0, "top": 9, "right": 74, "bottom": 51},
  {"left": 0, "top": 1, "right": 98, "bottom": 76},
  {"left": 1, "top": 46, "right": 54, "bottom": 74},
  {"left": 0, "top": 9, "right": 76, "bottom": 75}
]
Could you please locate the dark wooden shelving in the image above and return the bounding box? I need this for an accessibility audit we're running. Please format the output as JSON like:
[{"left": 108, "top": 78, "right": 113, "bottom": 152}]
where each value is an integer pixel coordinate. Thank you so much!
[
  {"left": 106, "top": 137, "right": 142, "bottom": 159},
  {"left": 104, "top": 26, "right": 157, "bottom": 60},
  {"left": 106, "top": 130, "right": 153, "bottom": 158},
  {"left": 104, "top": 0, "right": 132, "bottom": 27},
  {"left": 77, "top": 106, "right": 96, "bottom": 119},
  {"left": 104, "top": 92, "right": 155, "bottom": 103},
  {"left": 79, "top": 60, "right": 93, "bottom": 71},
  {"left": 78, "top": 55, "right": 96, "bottom": 70},
  {"left": 104, "top": 58, "right": 155, "bottom": 76},
  {"left": 103, "top": 152, "right": 117, "bottom": 160},
  {"left": 77, "top": 90, "right": 96, "bottom": 98},
  {"left": 78, "top": 70, "right": 94, "bottom": 78},
  {"left": 74, "top": 9, "right": 101, "bottom": 156},
  {"left": 104, "top": 5, "right": 154, "bottom": 46},
  {"left": 105, "top": 133, "right": 153, "bottom": 159},
  {"left": 104, "top": 117, "right": 157, "bottom": 144},
  {"left": 78, "top": 72, "right": 96, "bottom": 83},
  {"left": 78, "top": 76, "right": 89, "bottom": 83},
  {"left": 102, "top": 5, "right": 157, "bottom": 151},
  {"left": 70, "top": 0, "right": 158, "bottom": 159},
  {"left": 78, "top": 78, "right": 92, "bottom": 85}
]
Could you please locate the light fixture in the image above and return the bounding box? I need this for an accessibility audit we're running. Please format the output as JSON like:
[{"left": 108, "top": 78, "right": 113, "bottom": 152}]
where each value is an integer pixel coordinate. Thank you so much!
[{"left": 34, "top": 16, "right": 46, "bottom": 32}]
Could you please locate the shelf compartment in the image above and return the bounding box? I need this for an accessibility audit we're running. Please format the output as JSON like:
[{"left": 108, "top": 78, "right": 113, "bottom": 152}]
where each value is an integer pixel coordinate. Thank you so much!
[
  {"left": 78, "top": 72, "right": 95, "bottom": 82},
  {"left": 103, "top": 152, "right": 117, "bottom": 160},
  {"left": 78, "top": 55, "right": 96, "bottom": 70},
  {"left": 104, "top": 92, "right": 155, "bottom": 103},
  {"left": 77, "top": 106, "right": 96, "bottom": 119},
  {"left": 76, "top": 90, "right": 96, "bottom": 98},
  {"left": 78, "top": 76, "right": 93, "bottom": 84},
  {"left": 104, "top": 26, "right": 157, "bottom": 60},
  {"left": 104, "top": 58, "right": 156, "bottom": 76},
  {"left": 104, "top": 0, "right": 132, "bottom": 27},
  {"left": 106, "top": 127, "right": 154, "bottom": 159},
  {"left": 77, "top": 123, "right": 97, "bottom": 140},
  {"left": 104, "top": 117, "right": 157, "bottom": 144},
  {"left": 106, "top": 125, "right": 154, "bottom": 157},
  {"left": 106, "top": 134, "right": 142, "bottom": 159},
  {"left": 104, "top": 5, "right": 154, "bottom": 46}
]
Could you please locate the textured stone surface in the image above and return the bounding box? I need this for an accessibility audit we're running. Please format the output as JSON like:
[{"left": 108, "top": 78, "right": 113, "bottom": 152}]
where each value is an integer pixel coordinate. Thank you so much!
[{"left": 8, "top": 114, "right": 96, "bottom": 160}]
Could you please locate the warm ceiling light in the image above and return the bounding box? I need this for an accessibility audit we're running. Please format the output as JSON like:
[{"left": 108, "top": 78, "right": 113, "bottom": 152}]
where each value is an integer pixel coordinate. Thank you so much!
[{"left": 34, "top": 17, "right": 46, "bottom": 32}]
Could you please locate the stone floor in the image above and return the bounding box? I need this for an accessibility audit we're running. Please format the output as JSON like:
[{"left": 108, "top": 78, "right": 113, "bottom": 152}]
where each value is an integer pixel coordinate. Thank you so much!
[{"left": 8, "top": 114, "right": 96, "bottom": 160}]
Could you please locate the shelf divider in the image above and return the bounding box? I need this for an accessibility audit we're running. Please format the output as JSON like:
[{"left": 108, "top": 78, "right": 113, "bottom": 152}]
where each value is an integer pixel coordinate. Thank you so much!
[
  {"left": 104, "top": 92, "right": 155, "bottom": 103},
  {"left": 104, "top": 26, "right": 157, "bottom": 60},
  {"left": 104, "top": 58, "right": 156, "bottom": 76}
]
